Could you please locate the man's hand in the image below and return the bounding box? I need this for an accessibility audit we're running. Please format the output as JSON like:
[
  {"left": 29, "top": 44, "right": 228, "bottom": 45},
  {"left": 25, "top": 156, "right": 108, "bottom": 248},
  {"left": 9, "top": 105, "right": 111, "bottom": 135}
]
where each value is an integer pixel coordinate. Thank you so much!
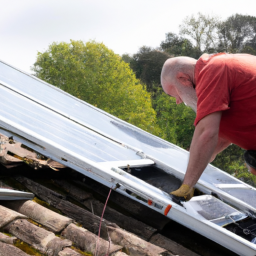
[{"left": 170, "top": 184, "right": 194, "bottom": 201}]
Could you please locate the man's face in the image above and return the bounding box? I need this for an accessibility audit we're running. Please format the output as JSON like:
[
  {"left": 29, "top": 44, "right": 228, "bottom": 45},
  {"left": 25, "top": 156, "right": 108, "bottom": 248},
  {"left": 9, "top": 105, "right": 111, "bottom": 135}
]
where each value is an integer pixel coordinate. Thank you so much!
[
  {"left": 164, "top": 84, "right": 183, "bottom": 105},
  {"left": 162, "top": 79, "right": 197, "bottom": 112}
]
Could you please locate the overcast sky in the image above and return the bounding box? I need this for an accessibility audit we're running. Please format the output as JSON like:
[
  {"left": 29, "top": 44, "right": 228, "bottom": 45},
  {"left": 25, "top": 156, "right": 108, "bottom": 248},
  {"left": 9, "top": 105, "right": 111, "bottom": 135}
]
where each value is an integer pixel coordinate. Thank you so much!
[{"left": 0, "top": 0, "right": 255, "bottom": 73}]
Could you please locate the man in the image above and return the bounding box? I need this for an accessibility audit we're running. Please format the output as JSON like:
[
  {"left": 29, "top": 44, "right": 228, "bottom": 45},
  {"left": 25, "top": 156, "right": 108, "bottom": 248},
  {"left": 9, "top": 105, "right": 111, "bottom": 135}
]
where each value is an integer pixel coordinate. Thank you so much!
[{"left": 161, "top": 53, "right": 256, "bottom": 201}]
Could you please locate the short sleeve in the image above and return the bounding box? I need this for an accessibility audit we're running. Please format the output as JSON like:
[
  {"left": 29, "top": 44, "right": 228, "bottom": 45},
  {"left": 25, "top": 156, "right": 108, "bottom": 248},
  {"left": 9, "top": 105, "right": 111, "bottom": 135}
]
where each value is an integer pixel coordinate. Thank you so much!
[{"left": 194, "top": 58, "right": 231, "bottom": 126}]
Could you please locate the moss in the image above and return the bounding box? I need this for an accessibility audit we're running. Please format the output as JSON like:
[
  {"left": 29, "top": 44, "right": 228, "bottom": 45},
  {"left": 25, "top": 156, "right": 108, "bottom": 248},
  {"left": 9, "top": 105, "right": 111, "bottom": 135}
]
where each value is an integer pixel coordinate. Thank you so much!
[
  {"left": 3, "top": 232, "right": 12, "bottom": 237},
  {"left": 14, "top": 240, "right": 45, "bottom": 255},
  {"left": 27, "top": 219, "right": 40, "bottom": 227}
]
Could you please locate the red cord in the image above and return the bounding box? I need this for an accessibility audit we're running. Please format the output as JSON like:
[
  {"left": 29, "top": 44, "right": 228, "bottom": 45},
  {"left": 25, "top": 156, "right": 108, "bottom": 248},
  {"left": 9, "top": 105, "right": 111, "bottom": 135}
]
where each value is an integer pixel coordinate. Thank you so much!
[{"left": 95, "top": 187, "right": 112, "bottom": 256}]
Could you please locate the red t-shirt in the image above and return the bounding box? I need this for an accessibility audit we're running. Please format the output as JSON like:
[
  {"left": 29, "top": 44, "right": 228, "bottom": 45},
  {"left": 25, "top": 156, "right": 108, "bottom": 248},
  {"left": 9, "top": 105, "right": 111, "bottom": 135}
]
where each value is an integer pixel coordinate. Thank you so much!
[{"left": 194, "top": 53, "right": 256, "bottom": 150}]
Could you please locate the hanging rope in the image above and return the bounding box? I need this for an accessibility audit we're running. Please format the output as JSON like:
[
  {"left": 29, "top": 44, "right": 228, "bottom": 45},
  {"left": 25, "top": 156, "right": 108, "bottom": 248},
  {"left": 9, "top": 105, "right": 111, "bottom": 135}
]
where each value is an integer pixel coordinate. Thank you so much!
[{"left": 95, "top": 187, "right": 112, "bottom": 256}]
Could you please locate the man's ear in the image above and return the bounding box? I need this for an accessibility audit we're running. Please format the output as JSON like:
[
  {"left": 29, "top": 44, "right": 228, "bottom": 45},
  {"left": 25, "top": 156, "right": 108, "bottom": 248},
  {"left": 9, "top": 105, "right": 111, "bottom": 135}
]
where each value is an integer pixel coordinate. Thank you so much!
[{"left": 177, "top": 72, "right": 193, "bottom": 87}]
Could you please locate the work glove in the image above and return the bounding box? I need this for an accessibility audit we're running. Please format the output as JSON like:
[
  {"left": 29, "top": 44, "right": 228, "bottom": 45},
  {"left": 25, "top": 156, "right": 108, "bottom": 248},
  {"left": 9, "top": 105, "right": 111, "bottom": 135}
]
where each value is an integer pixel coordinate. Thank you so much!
[{"left": 170, "top": 184, "right": 194, "bottom": 202}]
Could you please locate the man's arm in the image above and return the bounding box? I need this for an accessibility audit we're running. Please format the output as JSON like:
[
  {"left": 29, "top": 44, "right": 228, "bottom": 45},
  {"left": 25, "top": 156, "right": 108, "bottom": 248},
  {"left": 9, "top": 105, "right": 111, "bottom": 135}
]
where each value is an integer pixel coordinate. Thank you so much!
[{"left": 183, "top": 111, "right": 222, "bottom": 187}]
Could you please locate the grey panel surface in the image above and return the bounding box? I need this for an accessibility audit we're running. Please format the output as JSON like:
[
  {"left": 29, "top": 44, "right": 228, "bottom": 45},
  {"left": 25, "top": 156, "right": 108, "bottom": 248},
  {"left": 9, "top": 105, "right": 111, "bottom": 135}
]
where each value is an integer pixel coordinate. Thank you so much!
[
  {"left": 187, "top": 196, "right": 247, "bottom": 227},
  {"left": 189, "top": 197, "right": 237, "bottom": 220},
  {"left": 221, "top": 188, "right": 256, "bottom": 209},
  {"left": 0, "top": 84, "right": 141, "bottom": 163}
]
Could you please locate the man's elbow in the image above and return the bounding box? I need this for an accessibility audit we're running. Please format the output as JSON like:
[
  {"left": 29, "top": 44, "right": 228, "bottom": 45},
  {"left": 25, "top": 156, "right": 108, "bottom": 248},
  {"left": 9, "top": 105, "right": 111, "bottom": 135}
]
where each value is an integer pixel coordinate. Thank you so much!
[{"left": 196, "top": 112, "right": 222, "bottom": 141}]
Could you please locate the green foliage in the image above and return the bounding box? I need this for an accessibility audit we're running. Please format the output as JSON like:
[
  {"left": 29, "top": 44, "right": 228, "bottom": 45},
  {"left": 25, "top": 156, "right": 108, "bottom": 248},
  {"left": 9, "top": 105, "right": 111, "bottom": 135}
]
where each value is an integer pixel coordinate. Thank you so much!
[
  {"left": 179, "top": 12, "right": 220, "bottom": 52},
  {"left": 212, "top": 144, "right": 246, "bottom": 174},
  {"left": 121, "top": 53, "right": 133, "bottom": 64},
  {"left": 154, "top": 91, "right": 195, "bottom": 149},
  {"left": 237, "top": 171, "right": 256, "bottom": 187},
  {"left": 160, "top": 32, "right": 200, "bottom": 58},
  {"left": 218, "top": 14, "right": 256, "bottom": 54},
  {"left": 128, "top": 46, "right": 171, "bottom": 95},
  {"left": 165, "top": 13, "right": 256, "bottom": 56},
  {"left": 32, "top": 40, "right": 159, "bottom": 134}
]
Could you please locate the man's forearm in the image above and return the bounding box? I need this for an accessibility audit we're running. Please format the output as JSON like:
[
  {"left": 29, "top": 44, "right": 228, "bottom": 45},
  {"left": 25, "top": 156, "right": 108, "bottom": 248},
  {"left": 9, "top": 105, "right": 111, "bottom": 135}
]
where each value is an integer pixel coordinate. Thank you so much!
[
  {"left": 183, "top": 128, "right": 219, "bottom": 186},
  {"left": 183, "top": 112, "right": 222, "bottom": 187}
]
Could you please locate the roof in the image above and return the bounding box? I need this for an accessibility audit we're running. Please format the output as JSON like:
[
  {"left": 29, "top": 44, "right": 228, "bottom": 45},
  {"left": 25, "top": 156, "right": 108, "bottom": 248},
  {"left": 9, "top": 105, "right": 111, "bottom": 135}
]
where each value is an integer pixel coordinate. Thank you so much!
[{"left": 0, "top": 163, "right": 237, "bottom": 256}]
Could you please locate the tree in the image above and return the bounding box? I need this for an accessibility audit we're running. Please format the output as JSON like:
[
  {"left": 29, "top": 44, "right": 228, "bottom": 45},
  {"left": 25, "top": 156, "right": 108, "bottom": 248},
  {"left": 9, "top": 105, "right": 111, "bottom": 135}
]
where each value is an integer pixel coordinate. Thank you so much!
[
  {"left": 154, "top": 91, "right": 196, "bottom": 149},
  {"left": 160, "top": 32, "right": 200, "bottom": 58},
  {"left": 218, "top": 14, "right": 256, "bottom": 54},
  {"left": 121, "top": 53, "right": 133, "bottom": 64},
  {"left": 179, "top": 12, "right": 220, "bottom": 53},
  {"left": 32, "top": 40, "right": 160, "bottom": 134},
  {"left": 128, "top": 46, "right": 171, "bottom": 95}
]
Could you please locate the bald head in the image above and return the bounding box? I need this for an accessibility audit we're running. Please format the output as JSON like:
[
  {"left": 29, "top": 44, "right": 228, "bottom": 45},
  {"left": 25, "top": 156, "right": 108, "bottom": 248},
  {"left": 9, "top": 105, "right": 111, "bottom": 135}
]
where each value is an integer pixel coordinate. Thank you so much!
[
  {"left": 161, "top": 56, "right": 197, "bottom": 92},
  {"left": 161, "top": 56, "right": 197, "bottom": 112}
]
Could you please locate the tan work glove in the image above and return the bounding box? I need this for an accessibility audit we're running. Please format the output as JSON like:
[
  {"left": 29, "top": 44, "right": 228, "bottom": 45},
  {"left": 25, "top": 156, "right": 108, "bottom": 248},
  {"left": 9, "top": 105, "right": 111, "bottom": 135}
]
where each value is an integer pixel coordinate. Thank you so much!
[{"left": 170, "top": 184, "right": 194, "bottom": 201}]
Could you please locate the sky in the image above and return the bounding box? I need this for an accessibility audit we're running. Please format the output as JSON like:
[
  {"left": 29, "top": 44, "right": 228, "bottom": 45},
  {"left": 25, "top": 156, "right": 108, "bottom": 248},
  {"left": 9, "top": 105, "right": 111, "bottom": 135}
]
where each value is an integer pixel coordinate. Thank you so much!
[{"left": 0, "top": 0, "right": 255, "bottom": 73}]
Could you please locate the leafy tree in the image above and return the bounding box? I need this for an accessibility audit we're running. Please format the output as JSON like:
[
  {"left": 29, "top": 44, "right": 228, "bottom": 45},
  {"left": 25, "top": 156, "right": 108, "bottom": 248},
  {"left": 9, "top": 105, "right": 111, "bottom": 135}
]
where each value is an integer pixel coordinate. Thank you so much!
[
  {"left": 160, "top": 32, "right": 200, "bottom": 58},
  {"left": 212, "top": 145, "right": 245, "bottom": 174},
  {"left": 121, "top": 53, "right": 133, "bottom": 64},
  {"left": 154, "top": 91, "right": 196, "bottom": 149},
  {"left": 179, "top": 12, "right": 220, "bottom": 53},
  {"left": 129, "top": 46, "right": 171, "bottom": 95},
  {"left": 218, "top": 14, "right": 256, "bottom": 54},
  {"left": 32, "top": 40, "right": 159, "bottom": 134}
]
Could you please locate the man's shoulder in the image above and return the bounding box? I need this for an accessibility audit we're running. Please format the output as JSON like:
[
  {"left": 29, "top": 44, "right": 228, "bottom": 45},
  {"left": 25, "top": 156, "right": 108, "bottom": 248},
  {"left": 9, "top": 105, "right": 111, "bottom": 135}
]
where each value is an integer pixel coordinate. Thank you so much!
[
  {"left": 200, "top": 52, "right": 226, "bottom": 62},
  {"left": 197, "top": 53, "right": 228, "bottom": 68},
  {"left": 197, "top": 53, "right": 255, "bottom": 67},
  {"left": 195, "top": 53, "right": 227, "bottom": 82}
]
